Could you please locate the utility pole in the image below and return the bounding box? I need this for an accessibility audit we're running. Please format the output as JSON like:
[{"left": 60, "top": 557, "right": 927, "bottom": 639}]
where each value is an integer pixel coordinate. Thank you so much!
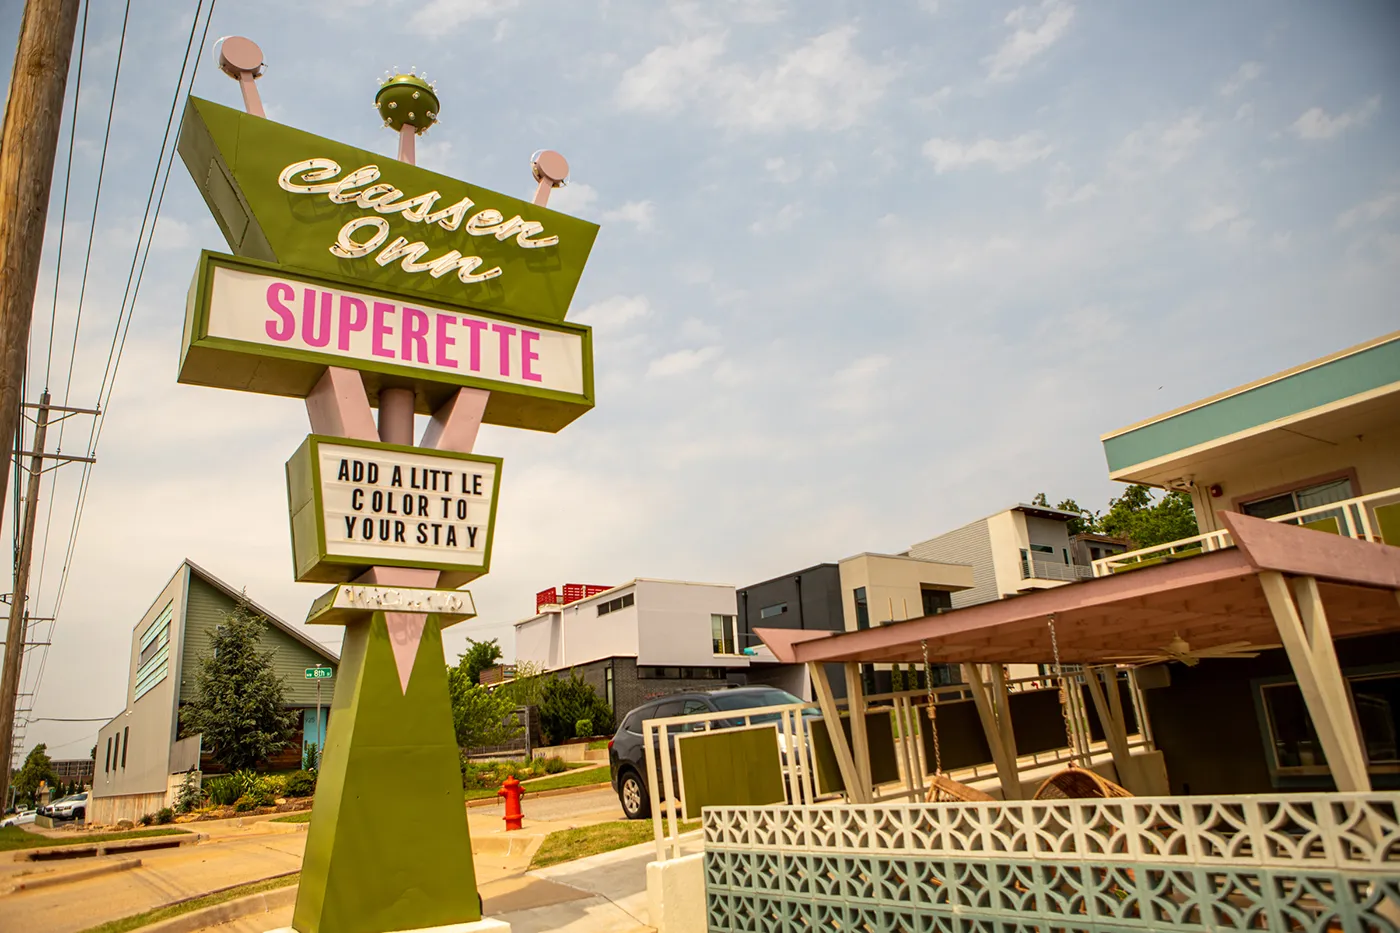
[
  {"left": 0, "top": 0, "right": 83, "bottom": 535},
  {"left": 0, "top": 393, "right": 50, "bottom": 806}
]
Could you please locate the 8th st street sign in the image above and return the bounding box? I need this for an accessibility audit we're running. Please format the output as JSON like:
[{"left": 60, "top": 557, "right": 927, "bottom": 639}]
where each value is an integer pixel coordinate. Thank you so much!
[{"left": 306, "top": 666, "right": 334, "bottom": 679}]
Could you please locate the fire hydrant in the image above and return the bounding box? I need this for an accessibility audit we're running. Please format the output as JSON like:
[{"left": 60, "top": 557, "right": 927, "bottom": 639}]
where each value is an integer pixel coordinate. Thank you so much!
[{"left": 498, "top": 776, "right": 524, "bottom": 831}]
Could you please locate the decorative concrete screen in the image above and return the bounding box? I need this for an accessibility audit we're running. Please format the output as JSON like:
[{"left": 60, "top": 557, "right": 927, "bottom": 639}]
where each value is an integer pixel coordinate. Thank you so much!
[{"left": 703, "top": 793, "right": 1400, "bottom": 932}]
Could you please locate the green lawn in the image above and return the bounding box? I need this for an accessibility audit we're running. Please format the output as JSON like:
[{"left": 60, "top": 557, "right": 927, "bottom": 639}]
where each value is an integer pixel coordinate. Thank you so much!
[
  {"left": 464, "top": 765, "right": 611, "bottom": 801},
  {"left": 75, "top": 873, "right": 298, "bottom": 933},
  {"left": 0, "top": 826, "right": 189, "bottom": 852},
  {"left": 269, "top": 811, "right": 314, "bottom": 823},
  {"left": 530, "top": 819, "right": 700, "bottom": 869}
]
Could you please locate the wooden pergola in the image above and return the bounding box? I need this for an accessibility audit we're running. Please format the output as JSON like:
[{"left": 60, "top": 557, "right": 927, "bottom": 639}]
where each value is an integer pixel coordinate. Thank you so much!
[{"left": 758, "top": 512, "right": 1400, "bottom": 802}]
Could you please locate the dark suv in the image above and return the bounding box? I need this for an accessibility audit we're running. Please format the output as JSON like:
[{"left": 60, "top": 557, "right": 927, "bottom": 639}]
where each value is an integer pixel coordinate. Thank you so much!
[{"left": 608, "top": 686, "right": 810, "bottom": 819}]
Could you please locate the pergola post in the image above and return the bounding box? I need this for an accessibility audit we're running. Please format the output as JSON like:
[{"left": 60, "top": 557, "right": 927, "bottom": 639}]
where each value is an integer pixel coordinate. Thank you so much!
[
  {"left": 808, "top": 662, "right": 868, "bottom": 804},
  {"left": 1259, "top": 571, "right": 1371, "bottom": 792},
  {"left": 1084, "top": 666, "right": 1138, "bottom": 792},
  {"left": 964, "top": 663, "right": 1022, "bottom": 800},
  {"left": 844, "top": 663, "right": 874, "bottom": 797}
]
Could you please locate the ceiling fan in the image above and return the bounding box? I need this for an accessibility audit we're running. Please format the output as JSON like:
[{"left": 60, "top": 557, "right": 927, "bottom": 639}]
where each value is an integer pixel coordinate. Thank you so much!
[{"left": 1103, "top": 633, "right": 1276, "bottom": 668}]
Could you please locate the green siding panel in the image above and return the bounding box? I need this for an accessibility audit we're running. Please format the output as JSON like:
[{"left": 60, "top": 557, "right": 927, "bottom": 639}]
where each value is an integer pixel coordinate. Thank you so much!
[
  {"left": 810, "top": 713, "right": 901, "bottom": 795},
  {"left": 1103, "top": 336, "right": 1400, "bottom": 473},
  {"left": 676, "top": 726, "right": 787, "bottom": 819},
  {"left": 180, "top": 574, "right": 338, "bottom": 708}
]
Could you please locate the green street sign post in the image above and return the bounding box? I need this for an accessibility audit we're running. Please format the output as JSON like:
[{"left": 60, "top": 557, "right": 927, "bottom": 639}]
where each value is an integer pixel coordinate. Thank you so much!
[{"left": 174, "top": 39, "right": 599, "bottom": 933}]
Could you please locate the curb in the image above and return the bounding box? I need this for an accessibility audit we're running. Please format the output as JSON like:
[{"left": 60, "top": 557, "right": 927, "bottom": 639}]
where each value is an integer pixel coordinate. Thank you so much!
[
  {"left": 137, "top": 882, "right": 298, "bottom": 933},
  {"left": 12, "top": 832, "right": 205, "bottom": 862},
  {"left": 466, "top": 780, "right": 611, "bottom": 809},
  {"left": 10, "top": 857, "right": 142, "bottom": 892}
]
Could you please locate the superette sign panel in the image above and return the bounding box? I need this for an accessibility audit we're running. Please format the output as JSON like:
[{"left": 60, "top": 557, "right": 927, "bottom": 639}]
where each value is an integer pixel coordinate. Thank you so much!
[
  {"left": 180, "top": 252, "right": 594, "bottom": 432},
  {"left": 287, "top": 435, "right": 501, "bottom": 586}
]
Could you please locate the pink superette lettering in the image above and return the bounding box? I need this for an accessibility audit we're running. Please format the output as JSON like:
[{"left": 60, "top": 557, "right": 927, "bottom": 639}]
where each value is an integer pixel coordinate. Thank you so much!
[
  {"left": 371, "top": 301, "right": 395, "bottom": 358},
  {"left": 521, "top": 330, "right": 542, "bottom": 382},
  {"left": 491, "top": 324, "right": 517, "bottom": 377},
  {"left": 435, "top": 313, "right": 458, "bottom": 369},
  {"left": 338, "top": 296, "right": 367, "bottom": 350},
  {"left": 402, "top": 307, "right": 430, "bottom": 363},
  {"left": 460, "top": 318, "right": 487, "bottom": 372},
  {"left": 303, "top": 289, "right": 332, "bottom": 348},
  {"left": 265, "top": 282, "right": 295, "bottom": 341}
]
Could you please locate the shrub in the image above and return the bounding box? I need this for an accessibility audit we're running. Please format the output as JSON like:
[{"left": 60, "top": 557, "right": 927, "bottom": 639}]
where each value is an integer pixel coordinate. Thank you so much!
[
  {"left": 259, "top": 774, "right": 287, "bottom": 799},
  {"left": 285, "top": 770, "right": 316, "bottom": 798},
  {"left": 231, "top": 770, "right": 261, "bottom": 797},
  {"left": 175, "top": 771, "right": 204, "bottom": 814},
  {"left": 542, "top": 756, "right": 568, "bottom": 774},
  {"left": 139, "top": 813, "right": 154, "bottom": 826},
  {"left": 155, "top": 808, "right": 174, "bottom": 825},
  {"left": 205, "top": 775, "right": 241, "bottom": 807},
  {"left": 575, "top": 717, "right": 593, "bottom": 738},
  {"left": 302, "top": 741, "right": 320, "bottom": 772},
  {"left": 540, "top": 670, "right": 613, "bottom": 746},
  {"left": 233, "top": 795, "right": 258, "bottom": 812}
]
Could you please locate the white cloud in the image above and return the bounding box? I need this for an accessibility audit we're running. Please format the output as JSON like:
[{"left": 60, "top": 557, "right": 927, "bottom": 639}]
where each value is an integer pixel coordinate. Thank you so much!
[
  {"left": 827, "top": 354, "right": 891, "bottom": 413},
  {"left": 1336, "top": 186, "right": 1400, "bottom": 229},
  {"left": 749, "top": 203, "right": 802, "bottom": 234},
  {"left": 1190, "top": 203, "right": 1253, "bottom": 241},
  {"left": 1044, "top": 168, "right": 1097, "bottom": 209},
  {"left": 922, "top": 133, "right": 1053, "bottom": 173},
  {"left": 602, "top": 200, "right": 655, "bottom": 231},
  {"left": 574, "top": 294, "right": 651, "bottom": 332},
  {"left": 408, "top": 0, "right": 518, "bottom": 34},
  {"left": 647, "top": 346, "right": 721, "bottom": 377},
  {"left": 616, "top": 27, "right": 892, "bottom": 132},
  {"left": 1111, "top": 113, "right": 1206, "bottom": 175},
  {"left": 985, "top": 0, "right": 1075, "bottom": 81},
  {"left": 547, "top": 182, "right": 598, "bottom": 216},
  {"left": 416, "top": 138, "right": 455, "bottom": 174},
  {"left": 1291, "top": 96, "right": 1381, "bottom": 140},
  {"left": 1219, "top": 61, "right": 1262, "bottom": 96}
]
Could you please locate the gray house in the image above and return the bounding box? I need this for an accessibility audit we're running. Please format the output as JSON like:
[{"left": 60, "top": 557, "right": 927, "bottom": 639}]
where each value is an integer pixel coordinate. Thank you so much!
[{"left": 92, "top": 561, "right": 338, "bottom": 824}]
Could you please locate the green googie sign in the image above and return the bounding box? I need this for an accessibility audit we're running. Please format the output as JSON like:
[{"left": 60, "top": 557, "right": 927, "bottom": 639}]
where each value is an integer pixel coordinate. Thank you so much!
[{"left": 177, "top": 96, "right": 598, "bottom": 323}]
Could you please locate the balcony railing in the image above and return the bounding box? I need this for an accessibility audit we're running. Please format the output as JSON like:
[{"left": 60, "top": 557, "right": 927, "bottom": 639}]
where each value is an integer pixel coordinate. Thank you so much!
[
  {"left": 1092, "top": 485, "right": 1400, "bottom": 577},
  {"left": 1020, "top": 557, "right": 1095, "bottom": 583}
]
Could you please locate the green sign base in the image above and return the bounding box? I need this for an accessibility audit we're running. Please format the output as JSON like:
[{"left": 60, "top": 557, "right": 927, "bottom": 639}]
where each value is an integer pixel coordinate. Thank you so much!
[{"left": 293, "top": 611, "right": 479, "bottom": 933}]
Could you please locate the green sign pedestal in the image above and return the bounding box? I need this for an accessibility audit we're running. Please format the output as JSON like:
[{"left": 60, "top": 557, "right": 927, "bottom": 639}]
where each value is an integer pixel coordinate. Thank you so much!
[{"left": 293, "top": 611, "right": 479, "bottom": 933}]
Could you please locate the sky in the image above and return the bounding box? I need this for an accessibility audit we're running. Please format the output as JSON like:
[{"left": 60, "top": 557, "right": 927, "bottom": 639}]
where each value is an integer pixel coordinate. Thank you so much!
[{"left": 2, "top": 0, "right": 1397, "bottom": 764}]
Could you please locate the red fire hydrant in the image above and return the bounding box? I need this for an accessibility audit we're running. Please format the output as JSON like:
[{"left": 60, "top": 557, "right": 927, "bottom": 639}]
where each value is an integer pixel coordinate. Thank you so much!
[{"left": 498, "top": 776, "right": 524, "bottom": 831}]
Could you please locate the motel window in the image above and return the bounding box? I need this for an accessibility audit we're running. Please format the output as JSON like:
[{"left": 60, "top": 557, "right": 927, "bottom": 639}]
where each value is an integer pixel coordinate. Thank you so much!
[
  {"left": 921, "top": 588, "right": 952, "bottom": 616},
  {"left": 1258, "top": 669, "right": 1400, "bottom": 777},
  {"left": 854, "top": 589, "right": 869, "bottom": 630},
  {"left": 759, "top": 602, "right": 787, "bottom": 620},
  {"left": 596, "top": 593, "right": 635, "bottom": 617},
  {"left": 122, "top": 727, "right": 129, "bottom": 769},
  {"left": 712, "top": 614, "right": 738, "bottom": 655},
  {"left": 1241, "top": 477, "right": 1354, "bottom": 522}
]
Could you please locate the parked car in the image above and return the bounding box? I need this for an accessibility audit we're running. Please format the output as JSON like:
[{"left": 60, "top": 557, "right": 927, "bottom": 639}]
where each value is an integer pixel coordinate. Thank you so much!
[
  {"left": 40, "top": 793, "right": 88, "bottom": 822},
  {"left": 1, "top": 808, "right": 36, "bottom": 828},
  {"left": 609, "top": 686, "right": 815, "bottom": 820}
]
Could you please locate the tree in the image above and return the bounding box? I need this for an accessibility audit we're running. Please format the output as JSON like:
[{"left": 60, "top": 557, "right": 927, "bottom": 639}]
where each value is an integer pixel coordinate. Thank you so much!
[
  {"left": 1032, "top": 485, "right": 1198, "bottom": 548},
  {"left": 540, "top": 670, "right": 614, "bottom": 745},
  {"left": 13, "top": 743, "right": 58, "bottom": 807},
  {"left": 497, "top": 660, "right": 546, "bottom": 708},
  {"left": 180, "top": 596, "right": 298, "bottom": 771},
  {"left": 446, "top": 649, "right": 521, "bottom": 749},
  {"left": 460, "top": 638, "right": 503, "bottom": 687}
]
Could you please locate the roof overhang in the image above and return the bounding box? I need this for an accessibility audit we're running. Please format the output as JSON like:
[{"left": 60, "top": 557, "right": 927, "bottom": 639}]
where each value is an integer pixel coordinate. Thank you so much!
[{"left": 758, "top": 513, "right": 1400, "bottom": 667}]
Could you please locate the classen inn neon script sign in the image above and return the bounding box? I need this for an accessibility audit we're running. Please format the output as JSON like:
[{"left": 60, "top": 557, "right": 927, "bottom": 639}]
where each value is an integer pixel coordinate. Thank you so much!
[{"left": 278, "top": 158, "right": 558, "bottom": 286}]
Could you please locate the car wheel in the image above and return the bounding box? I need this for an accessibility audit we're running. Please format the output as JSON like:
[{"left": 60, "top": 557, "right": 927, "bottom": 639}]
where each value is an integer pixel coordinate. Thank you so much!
[
  {"left": 618, "top": 770, "right": 650, "bottom": 820},
  {"left": 73, "top": 808, "right": 84, "bottom": 821}
]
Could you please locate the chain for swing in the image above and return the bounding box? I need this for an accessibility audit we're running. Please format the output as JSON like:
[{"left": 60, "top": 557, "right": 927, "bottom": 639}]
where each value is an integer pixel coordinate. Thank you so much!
[
  {"left": 921, "top": 638, "right": 942, "bottom": 774},
  {"left": 1048, "top": 613, "right": 1078, "bottom": 769}
]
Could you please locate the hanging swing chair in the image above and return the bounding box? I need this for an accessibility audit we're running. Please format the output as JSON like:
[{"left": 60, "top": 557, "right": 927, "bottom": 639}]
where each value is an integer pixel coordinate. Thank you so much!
[
  {"left": 920, "top": 640, "right": 995, "bottom": 803},
  {"left": 1031, "top": 615, "right": 1133, "bottom": 801}
]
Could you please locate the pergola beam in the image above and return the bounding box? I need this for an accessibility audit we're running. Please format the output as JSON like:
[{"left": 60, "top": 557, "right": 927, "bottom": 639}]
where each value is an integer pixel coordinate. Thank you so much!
[
  {"left": 1259, "top": 571, "right": 1371, "bottom": 792},
  {"left": 808, "top": 662, "right": 867, "bottom": 804},
  {"left": 844, "top": 663, "right": 873, "bottom": 797},
  {"left": 1083, "top": 666, "right": 1138, "bottom": 792},
  {"left": 964, "top": 663, "right": 1022, "bottom": 800}
]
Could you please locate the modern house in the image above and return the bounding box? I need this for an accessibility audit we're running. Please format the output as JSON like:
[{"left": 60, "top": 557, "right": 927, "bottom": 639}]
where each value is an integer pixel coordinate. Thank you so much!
[
  {"left": 738, "top": 553, "right": 974, "bottom": 698},
  {"left": 92, "top": 561, "right": 339, "bottom": 824},
  {"left": 512, "top": 579, "right": 747, "bottom": 721},
  {"left": 52, "top": 758, "right": 95, "bottom": 787},
  {"left": 1095, "top": 328, "right": 1400, "bottom": 793}
]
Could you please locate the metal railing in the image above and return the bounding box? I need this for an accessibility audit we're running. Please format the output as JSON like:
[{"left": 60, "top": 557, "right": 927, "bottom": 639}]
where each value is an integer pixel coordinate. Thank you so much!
[
  {"left": 1092, "top": 485, "right": 1400, "bottom": 577},
  {"left": 1020, "top": 557, "right": 1094, "bottom": 582}
]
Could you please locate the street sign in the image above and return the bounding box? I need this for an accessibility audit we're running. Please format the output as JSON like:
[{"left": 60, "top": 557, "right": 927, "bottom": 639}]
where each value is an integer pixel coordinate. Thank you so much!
[
  {"left": 305, "top": 666, "right": 334, "bottom": 679},
  {"left": 286, "top": 434, "right": 502, "bottom": 586}
]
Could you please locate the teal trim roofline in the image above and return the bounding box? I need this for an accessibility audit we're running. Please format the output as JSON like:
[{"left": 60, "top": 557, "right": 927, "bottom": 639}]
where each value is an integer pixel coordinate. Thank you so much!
[{"left": 1102, "top": 332, "right": 1400, "bottom": 476}]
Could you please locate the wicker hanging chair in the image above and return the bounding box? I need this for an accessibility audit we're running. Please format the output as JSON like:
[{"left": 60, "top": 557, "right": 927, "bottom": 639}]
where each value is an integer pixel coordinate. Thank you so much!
[
  {"left": 1030, "top": 617, "right": 1136, "bottom": 802},
  {"left": 919, "top": 640, "right": 995, "bottom": 803}
]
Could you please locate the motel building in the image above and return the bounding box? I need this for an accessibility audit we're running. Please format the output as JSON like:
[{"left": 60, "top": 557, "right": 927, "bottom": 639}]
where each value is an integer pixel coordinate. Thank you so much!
[
  {"left": 92, "top": 561, "right": 338, "bottom": 825},
  {"left": 642, "top": 330, "right": 1400, "bottom": 933}
]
